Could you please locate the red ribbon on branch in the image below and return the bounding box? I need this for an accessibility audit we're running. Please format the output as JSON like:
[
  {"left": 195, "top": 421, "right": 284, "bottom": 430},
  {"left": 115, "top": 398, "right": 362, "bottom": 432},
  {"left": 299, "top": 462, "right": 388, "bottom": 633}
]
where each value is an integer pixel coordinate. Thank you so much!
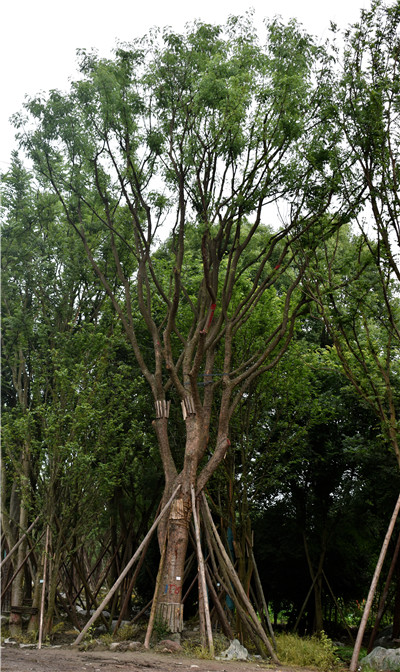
[{"left": 207, "top": 303, "right": 217, "bottom": 329}]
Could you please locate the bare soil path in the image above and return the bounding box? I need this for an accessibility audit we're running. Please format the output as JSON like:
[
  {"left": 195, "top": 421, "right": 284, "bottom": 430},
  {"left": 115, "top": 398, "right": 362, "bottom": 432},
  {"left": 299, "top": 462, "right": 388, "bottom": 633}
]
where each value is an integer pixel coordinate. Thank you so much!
[{"left": 0, "top": 646, "right": 318, "bottom": 672}]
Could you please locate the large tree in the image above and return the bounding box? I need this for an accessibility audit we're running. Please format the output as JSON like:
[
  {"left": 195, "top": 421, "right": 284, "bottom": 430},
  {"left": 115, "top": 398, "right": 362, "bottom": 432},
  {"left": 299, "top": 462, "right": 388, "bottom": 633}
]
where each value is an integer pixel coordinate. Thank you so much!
[{"left": 13, "top": 16, "right": 349, "bottom": 630}]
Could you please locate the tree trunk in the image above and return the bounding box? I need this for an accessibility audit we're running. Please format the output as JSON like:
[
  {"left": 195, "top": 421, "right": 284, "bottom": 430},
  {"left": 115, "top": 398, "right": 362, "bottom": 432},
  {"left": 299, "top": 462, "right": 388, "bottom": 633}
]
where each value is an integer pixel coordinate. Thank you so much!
[
  {"left": 156, "top": 494, "right": 191, "bottom": 632},
  {"left": 155, "top": 413, "right": 203, "bottom": 632},
  {"left": 27, "top": 569, "right": 42, "bottom": 634},
  {"left": 9, "top": 476, "right": 29, "bottom": 636},
  {"left": 313, "top": 572, "right": 324, "bottom": 633}
]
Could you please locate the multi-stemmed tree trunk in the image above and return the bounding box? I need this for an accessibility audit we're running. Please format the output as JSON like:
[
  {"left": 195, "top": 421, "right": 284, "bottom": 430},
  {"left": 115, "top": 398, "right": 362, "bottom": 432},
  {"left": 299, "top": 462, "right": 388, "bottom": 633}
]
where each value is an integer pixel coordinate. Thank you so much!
[{"left": 15, "top": 17, "right": 351, "bottom": 631}]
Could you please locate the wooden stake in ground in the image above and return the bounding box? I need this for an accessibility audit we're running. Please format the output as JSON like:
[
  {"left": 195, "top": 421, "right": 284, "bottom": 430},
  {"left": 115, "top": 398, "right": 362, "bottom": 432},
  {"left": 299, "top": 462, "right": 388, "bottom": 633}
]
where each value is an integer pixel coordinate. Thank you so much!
[
  {"left": 38, "top": 525, "right": 50, "bottom": 650},
  {"left": 191, "top": 486, "right": 214, "bottom": 656},
  {"left": 350, "top": 493, "right": 400, "bottom": 672},
  {"left": 73, "top": 485, "right": 181, "bottom": 646}
]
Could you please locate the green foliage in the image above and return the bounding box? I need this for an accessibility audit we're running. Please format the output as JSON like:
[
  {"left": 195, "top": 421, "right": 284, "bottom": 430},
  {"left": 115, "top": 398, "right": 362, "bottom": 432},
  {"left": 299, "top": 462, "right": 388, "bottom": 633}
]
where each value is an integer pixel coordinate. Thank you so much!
[
  {"left": 152, "top": 616, "right": 171, "bottom": 640},
  {"left": 275, "top": 631, "right": 341, "bottom": 670},
  {"left": 114, "top": 624, "right": 139, "bottom": 642}
]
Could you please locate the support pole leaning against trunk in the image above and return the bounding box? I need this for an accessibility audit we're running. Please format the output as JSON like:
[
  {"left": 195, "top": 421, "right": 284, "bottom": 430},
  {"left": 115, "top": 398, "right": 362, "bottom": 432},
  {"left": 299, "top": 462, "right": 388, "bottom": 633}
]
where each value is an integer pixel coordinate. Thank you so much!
[
  {"left": 349, "top": 493, "right": 400, "bottom": 672},
  {"left": 202, "top": 494, "right": 280, "bottom": 664},
  {"left": 72, "top": 485, "right": 181, "bottom": 647},
  {"left": 114, "top": 528, "right": 154, "bottom": 635},
  {"left": 246, "top": 537, "right": 277, "bottom": 651},
  {"left": 144, "top": 530, "right": 168, "bottom": 648},
  {"left": 191, "top": 486, "right": 214, "bottom": 656}
]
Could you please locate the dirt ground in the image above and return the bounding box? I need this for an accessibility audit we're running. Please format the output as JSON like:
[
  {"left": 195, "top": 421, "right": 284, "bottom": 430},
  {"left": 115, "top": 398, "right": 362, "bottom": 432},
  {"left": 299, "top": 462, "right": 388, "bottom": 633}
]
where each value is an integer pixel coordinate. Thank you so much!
[{"left": 0, "top": 646, "right": 318, "bottom": 672}]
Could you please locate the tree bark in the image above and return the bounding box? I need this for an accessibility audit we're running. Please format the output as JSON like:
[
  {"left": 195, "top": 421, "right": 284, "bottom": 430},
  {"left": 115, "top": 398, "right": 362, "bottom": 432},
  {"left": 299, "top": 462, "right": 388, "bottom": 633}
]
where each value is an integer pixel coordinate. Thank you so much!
[{"left": 156, "top": 494, "right": 190, "bottom": 632}]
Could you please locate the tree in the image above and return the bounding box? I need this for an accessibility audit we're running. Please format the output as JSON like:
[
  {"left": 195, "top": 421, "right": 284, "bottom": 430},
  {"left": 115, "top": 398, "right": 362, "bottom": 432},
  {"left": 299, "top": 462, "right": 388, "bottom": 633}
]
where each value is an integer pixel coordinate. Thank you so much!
[
  {"left": 337, "top": 0, "right": 400, "bottom": 333},
  {"left": 13, "top": 16, "right": 349, "bottom": 631}
]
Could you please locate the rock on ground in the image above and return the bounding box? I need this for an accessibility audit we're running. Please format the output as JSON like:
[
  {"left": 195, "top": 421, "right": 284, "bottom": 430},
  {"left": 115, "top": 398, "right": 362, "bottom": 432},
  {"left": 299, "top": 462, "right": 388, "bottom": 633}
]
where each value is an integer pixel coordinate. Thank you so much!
[
  {"left": 156, "top": 638, "right": 183, "bottom": 652},
  {"left": 361, "top": 645, "right": 400, "bottom": 671},
  {"left": 217, "top": 638, "right": 249, "bottom": 661}
]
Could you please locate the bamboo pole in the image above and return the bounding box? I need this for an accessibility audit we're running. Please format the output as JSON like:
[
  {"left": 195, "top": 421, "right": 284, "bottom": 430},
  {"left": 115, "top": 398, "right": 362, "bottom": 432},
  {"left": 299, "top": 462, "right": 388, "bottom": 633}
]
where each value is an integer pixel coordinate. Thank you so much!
[
  {"left": 114, "top": 531, "right": 152, "bottom": 634},
  {"left": 191, "top": 486, "right": 214, "bottom": 656},
  {"left": 73, "top": 484, "right": 181, "bottom": 646},
  {"left": 206, "top": 517, "right": 264, "bottom": 651},
  {"left": 144, "top": 530, "right": 168, "bottom": 648},
  {"left": 246, "top": 538, "right": 277, "bottom": 650},
  {"left": 131, "top": 598, "right": 152, "bottom": 624},
  {"left": 0, "top": 516, "right": 40, "bottom": 569},
  {"left": 38, "top": 525, "right": 50, "bottom": 650},
  {"left": 350, "top": 493, "right": 400, "bottom": 672},
  {"left": 204, "top": 564, "right": 234, "bottom": 640},
  {"left": 212, "top": 548, "right": 265, "bottom": 657},
  {"left": 202, "top": 495, "right": 279, "bottom": 663},
  {"left": 294, "top": 572, "right": 320, "bottom": 632},
  {"left": 72, "top": 538, "right": 111, "bottom": 604}
]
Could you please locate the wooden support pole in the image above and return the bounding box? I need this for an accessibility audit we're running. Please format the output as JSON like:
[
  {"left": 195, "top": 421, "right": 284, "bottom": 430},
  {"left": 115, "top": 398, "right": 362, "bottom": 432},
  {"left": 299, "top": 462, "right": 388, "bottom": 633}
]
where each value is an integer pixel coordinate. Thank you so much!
[
  {"left": 294, "top": 572, "right": 320, "bottom": 633},
  {"left": 182, "top": 568, "right": 199, "bottom": 604},
  {"left": 73, "top": 538, "right": 111, "bottom": 603},
  {"left": 0, "top": 516, "right": 40, "bottom": 570},
  {"left": 246, "top": 538, "right": 277, "bottom": 650},
  {"left": 144, "top": 530, "right": 168, "bottom": 649},
  {"left": 114, "top": 531, "right": 153, "bottom": 634},
  {"left": 38, "top": 525, "right": 50, "bottom": 650},
  {"left": 204, "top": 564, "right": 234, "bottom": 640},
  {"left": 73, "top": 485, "right": 181, "bottom": 646},
  {"left": 211, "top": 545, "right": 265, "bottom": 657},
  {"left": 350, "top": 493, "right": 400, "bottom": 672},
  {"left": 131, "top": 598, "right": 152, "bottom": 624},
  {"left": 191, "top": 486, "right": 214, "bottom": 656},
  {"left": 202, "top": 495, "right": 279, "bottom": 664}
]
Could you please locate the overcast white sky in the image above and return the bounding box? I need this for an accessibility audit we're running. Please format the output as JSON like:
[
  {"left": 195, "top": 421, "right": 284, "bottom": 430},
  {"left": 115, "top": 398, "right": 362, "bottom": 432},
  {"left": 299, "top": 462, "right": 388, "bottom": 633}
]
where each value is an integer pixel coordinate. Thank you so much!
[{"left": 1, "top": 0, "right": 369, "bottom": 169}]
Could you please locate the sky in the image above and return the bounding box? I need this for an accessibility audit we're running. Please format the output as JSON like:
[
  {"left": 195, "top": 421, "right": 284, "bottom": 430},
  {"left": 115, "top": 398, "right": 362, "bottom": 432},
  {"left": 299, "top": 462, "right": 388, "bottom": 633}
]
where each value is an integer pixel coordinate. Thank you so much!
[{"left": 1, "top": 0, "right": 369, "bottom": 170}]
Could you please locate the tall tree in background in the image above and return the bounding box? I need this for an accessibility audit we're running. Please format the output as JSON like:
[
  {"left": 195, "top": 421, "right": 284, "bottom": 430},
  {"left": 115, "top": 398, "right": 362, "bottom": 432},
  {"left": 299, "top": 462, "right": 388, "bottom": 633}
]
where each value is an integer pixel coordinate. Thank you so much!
[
  {"left": 338, "top": 0, "right": 400, "bottom": 330},
  {"left": 305, "top": 0, "right": 400, "bottom": 467},
  {"left": 13, "top": 16, "right": 350, "bottom": 630}
]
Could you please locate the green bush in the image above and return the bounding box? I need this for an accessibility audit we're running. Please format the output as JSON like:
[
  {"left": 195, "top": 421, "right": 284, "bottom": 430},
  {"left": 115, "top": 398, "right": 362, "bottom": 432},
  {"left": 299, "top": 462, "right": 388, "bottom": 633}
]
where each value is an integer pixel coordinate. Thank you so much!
[
  {"left": 153, "top": 616, "right": 171, "bottom": 640},
  {"left": 276, "top": 631, "right": 341, "bottom": 670}
]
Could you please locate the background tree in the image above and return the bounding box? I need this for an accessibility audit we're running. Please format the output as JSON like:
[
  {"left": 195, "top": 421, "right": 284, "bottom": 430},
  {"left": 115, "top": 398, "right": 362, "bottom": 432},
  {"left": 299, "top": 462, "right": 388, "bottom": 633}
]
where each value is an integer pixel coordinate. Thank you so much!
[
  {"left": 1, "top": 156, "right": 163, "bottom": 634},
  {"left": 339, "top": 0, "right": 400, "bottom": 283}
]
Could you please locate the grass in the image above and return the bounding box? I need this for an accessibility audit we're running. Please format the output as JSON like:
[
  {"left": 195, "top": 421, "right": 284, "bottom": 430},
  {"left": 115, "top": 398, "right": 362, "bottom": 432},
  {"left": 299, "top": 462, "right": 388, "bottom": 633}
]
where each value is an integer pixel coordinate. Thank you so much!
[{"left": 182, "top": 633, "right": 229, "bottom": 659}]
